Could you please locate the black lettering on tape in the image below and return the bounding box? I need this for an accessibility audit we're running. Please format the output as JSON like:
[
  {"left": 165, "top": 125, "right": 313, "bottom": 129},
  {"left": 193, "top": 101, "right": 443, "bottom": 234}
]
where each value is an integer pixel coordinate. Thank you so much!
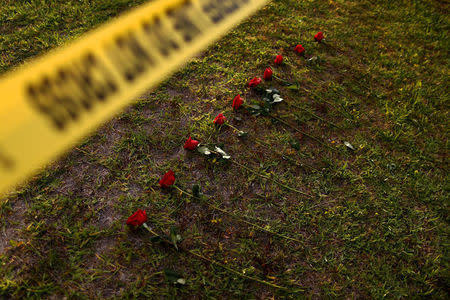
[
  {"left": 168, "top": 1, "right": 202, "bottom": 43},
  {"left": 27, "top": 75, "right": 68, "bottom": 129},
  {"left": 201, "top": 0, "right": 247, "bottom": 24},
  {"left": 142, "top": 17, "right": 179, "bottom": 57},
  {"left": 107, "top": 32, "right": 155, "bottom": 82},
  {"left": 26, "top": 53, "right": 118, "bottom": 130},
  {"left": 201, "top": 0, "right": 223, "bottom": 23},
  {"left": 73, "top": 54, "right": 118, "bottom": 103}
]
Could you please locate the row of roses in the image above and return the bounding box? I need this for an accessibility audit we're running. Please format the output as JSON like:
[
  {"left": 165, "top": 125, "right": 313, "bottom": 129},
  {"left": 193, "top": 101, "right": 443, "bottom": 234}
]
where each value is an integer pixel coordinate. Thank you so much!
[
  {"left": 248, "top": 32, "right": 324, "bottom": 90},
  {"left": 127, "top": 31, "right": 326, "bottom": 227}
]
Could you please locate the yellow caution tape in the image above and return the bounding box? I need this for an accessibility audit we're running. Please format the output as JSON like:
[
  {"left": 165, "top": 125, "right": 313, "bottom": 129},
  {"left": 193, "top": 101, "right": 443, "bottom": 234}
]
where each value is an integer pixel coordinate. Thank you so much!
[{"left": 0, "top": 0, "right": 268, "bottom": 194}]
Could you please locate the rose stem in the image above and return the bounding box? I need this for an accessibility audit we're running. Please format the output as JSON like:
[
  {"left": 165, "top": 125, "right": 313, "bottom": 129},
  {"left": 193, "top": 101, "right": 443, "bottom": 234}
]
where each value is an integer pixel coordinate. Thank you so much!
[
  {"left": 298, "top": 86, "right": 353, "bottom": 120},
  {"left": 224, "top": 122, "right": 242, "bottom": 133},
  {"left": 205, "top": 148, "right": 313, "bottom": 197},
  {"left": 226, "top": 111, "right": 323, "bottom": 168},
  {"left": 172, "top": 185, "right": 303, "bottom": 244},
  {"left": 272, "top": 73, "right": 297, "bottom": 85},
  {"left": 266, "top": 73, "right": 346, "bottom": 129},
  {"left": 231, "top": 160, "right": 313, "bottom": 197},
  {"left": 285, "top": 102, "right": 343, "bottom": 130},
  {"left": 187, "top": 250, "right": 301, "bottom": 292},
  {"left": 205, "top": 125, "right": 218, "bottom": 144},
  {"left": 273, "top": 72, "right": 353, "bottom": 120},
  {"left": 143, "top": 222, "right": 300, "bottom": 291},
  {"left": 268, "top": 114, "right": 338, "bottom": 152},
  {"left": 253, "top": 138, "right": 319, "bottom": 172}
]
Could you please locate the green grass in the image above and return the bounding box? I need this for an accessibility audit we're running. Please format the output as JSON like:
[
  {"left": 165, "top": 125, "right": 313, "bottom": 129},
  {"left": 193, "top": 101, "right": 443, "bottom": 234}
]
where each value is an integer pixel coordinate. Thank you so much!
[{"left": 1, "top": 0, "right": 449, "bottom": 298}]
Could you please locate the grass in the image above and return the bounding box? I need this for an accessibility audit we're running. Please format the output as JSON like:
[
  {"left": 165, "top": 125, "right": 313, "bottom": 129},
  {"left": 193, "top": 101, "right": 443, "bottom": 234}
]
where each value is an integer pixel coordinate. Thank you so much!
[{"left": 1, "top": 0, "right": 449, "bottom": 298}]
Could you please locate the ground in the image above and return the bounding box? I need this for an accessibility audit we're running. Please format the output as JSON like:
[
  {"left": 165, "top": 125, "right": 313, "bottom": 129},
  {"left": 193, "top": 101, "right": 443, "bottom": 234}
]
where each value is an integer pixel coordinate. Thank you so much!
[{"left": 0, "top": 0, "right": 449, "bottom": 298}]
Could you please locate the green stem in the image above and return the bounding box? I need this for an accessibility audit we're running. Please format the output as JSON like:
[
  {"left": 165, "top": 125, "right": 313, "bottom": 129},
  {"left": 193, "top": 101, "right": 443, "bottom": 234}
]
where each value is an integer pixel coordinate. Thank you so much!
[
  {"left": 173, "top": 184, "right": 186, "bottom": 195},
  {"left": 210, "top": 204, "right": 303, "bottom": 244},
  {"left": 224, "top": 122, "right": 242, "bottom": 133},
  {"left": 286, "top": 103, "right": 343, "bottom": 130},
  {"left": 273, "top": 74, "right": 293, "bottom": 85},
  {"left": 231, "top": 160, "right": 313, "bottom": 197},
  {"left": 142, "top": 222, "right": 160, "bottom": 236},
  {"left": 268, "top": 115, "right": 337, "bottom": 152},
  {"left": 187, "top": 249, "right": 300, "bottom": 292},
  {"left": 142, "top": 223, "right": 299, "bottom": 291},
  {"left": 299, "top": 86, "right": 353, "bottom": 120},
  {"left": 173, "top": 185, "right": 303, "bottom": 243},
  {"left": 253, "top": 139, "right": 318, "bottom": 172},
  {"left": 205, "top": 126, "right": 217, "bottom": 144}
]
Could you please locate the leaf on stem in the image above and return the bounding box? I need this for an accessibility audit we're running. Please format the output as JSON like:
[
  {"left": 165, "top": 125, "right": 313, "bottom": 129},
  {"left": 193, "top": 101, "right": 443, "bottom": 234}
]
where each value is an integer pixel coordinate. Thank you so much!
[
  {"left": 344, "top": 141, "right": 355, "bottom": 151},
  {"left": 237, "top": 131, "right": 248, "bottom": 138},
  {"left": 197, "top": 146, "right": 211, "bottom": 155},
  {"left": 286, "top": 84, "right": 299, "bottom": 91},
  {"left": 192, "top": 184, "right": 201, "bottom": 198},
  {"left": 150, "top": 236, "right": 162, "bottom": 243},
  {"left": 290, "top": 139, "right": 300, "bottom": 150},
  {"left": 214, "top": 147, "right": 231, "bottom": 159},
  {"left": 164, "top": 269, "right": 186, "bottom": 285},
  {"left": 170, "top": 226, "right": 182, "bottom": 250},
  {"left": 272, "top": 94, "right": 283, "bottom": 103},
  {"left": 247, "top": 104, "right": 262, "bottom": 116},
  {"left": 266, "top": 88, "right": 280, "bottom": 95}
]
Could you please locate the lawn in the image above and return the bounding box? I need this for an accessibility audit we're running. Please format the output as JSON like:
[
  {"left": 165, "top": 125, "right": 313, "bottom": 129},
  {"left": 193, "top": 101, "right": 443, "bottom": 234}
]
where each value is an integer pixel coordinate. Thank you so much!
[{"left": 0, "top": 0, "right": 448, "bottom": 298}]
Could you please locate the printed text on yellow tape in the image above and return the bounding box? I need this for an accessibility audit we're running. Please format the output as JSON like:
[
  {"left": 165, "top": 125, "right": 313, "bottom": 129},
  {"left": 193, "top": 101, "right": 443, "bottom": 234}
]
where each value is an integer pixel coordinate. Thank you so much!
[{"left": 0, "top": 0, "right": 268, "bottom": 194}]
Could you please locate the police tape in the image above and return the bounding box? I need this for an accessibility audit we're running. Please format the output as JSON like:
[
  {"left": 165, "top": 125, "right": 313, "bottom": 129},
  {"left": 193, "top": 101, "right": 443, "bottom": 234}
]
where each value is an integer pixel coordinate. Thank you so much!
[{"left": 0, "top": 0, "right": 268, "bottom": 194}]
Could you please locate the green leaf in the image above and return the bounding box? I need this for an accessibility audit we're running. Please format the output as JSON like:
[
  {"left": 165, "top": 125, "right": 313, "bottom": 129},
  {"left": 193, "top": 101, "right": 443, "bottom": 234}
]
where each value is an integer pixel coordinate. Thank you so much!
[
  {"left": 344, "top": 141, "right": 355, "bottom": 151},
  {"left": 237, "top": 131, "right": 248, "bottom": 138},
  {"left": 214, "top": 147, "right": 231, "bottom": 159},
  {"left": 150, "top": 236, "right": 162, "bottom": 243},
  {"left": 164, "top": 269, "right": 186, "bottom": 285},
  {"left": 287, "top": 84, "right": 299, "bottom": 91},
  {"left": 247, "top": 104, "right": 262, "bottom": 116},
  {"left": 272, "top": 94, "right": 283, "bottom": 103},
  {"left": 192, "top": 184, "right": 200, "bottom": 197},
  {"left": 169, "top": 226, "right": 181, "bottom": 250},
  {"left": 290, "top": 139, "right": 300, "bottom": 150},
  {"left": 197, "top": 146, "right": 211, "bottom": 155},
  {"left": 270, "top": 88, "right": 280, "bottom": 95},
  {"left": 248, "top": 104, "right": 261, "bottom": 110}
]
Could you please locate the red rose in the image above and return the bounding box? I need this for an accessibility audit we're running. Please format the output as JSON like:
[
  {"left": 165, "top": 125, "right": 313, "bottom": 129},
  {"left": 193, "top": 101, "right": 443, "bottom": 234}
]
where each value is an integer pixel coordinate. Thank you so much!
[
  {"left": 232, "top": 94, "right": 244, "bottom": 109},
  {"left": 126, "top": 209, "right": 147, "bottom": 226},
  {"left": 159, "top": 170, "right": 175, "bottom": 188},
  {"left": 248, "top": 77, "right": 262, "bottom": 88},
  {"left": 213, "top": 113, "right": 226, "bottom": 125},
  {"left": 264, "top": 68, "right": 273, "bottom": 80},
  {"left": 294, "top": 44, "right": 305, "bottom": 55},
  {"left": 274, "top": 55, "right": 283, "bottom": 65},
  {"left": 314, "top": 32, "right": 324, "bottom": 42},
  {"left": 184, "top": 137, "right": 199, "bottom": 150}
]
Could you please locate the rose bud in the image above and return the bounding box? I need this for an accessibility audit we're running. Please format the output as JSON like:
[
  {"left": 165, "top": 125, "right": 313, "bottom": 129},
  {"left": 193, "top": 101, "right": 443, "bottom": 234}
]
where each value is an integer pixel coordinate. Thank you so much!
[
  {"left": 159, "top": 170, "right": 175, "bottom": 188},
  {"left": 213, "top": 113, "right": 226, "bottom": 125},
  {"left": 274, "top": 54, "right": 283, "bottom": 65},
  {"left": 294, "top": 44, "right": 305, "bottom": 55},
  {"left": 126, "top": 209, "right": 147, "bottom": 226},
  {"left": 184, "top": 137, "right": 199, "bottom": 150},
  {"left": 314, "top": 32, "right": 324, "bottom": 42},
  {"left": 264, "top": 67, "right": 273, "bottom": 80},
  {"left": 248, "top": 77, "right": 262, "bottom": 87},
  {"left": 232, "top": 94, "right": 244, "bottom": 109}
]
